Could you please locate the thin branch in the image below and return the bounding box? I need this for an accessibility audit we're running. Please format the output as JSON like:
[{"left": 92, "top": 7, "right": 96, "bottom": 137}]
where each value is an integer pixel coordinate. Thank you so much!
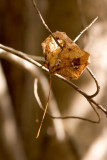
[
  {"left": 0, "top": 44, "right": 99, "bottom": 98},
  {"left": 32, "top": 0, "right": 100, "bottom": 100},
  {"left": 16, "top": 54, "right": 100, "bottom": 98},
  {"left": 11, "top": 51, "right": 99, "bottom": 99},
  {"left": 86, "top": 66, "right": 100, "bottom": 98},
  {"left": 0, "top": 47, "right": 66, "bottom": 140},
  {"left": 49, "top": 101, "right": 101, "bottom": 124},
  {"left": 0, "top": 0, "right": 105, "bottom": 140},
  {"left": 28, "top": 55, "right": 45, "bottom": 62},
  {"left": 0, "top": 44, "right": 107, "bottom": 118},
  {"left": 0, "top": 44, "right": 48, "bottom": 72},
  {"left": 76, "top": 2, "right": 100, "bottom": 98},
  {"left": 36, "top": 75, "right": 52, "bottom": 138},
  {"left": 34, "top": 76, "right": 100, "bottom": 123},
  {"left": 32, "top": 0, "right": 63, "bottom": 50},
  {"left": 90, "top": 99, "right": 107, "bottom": 115},
  {"left": 45, "top": 103, "right": 100, "bottom": 124},
  {"left": 73, "top": 16, "right": 98, "bottom": 43},
  {"left": 54, "top": 74, "right": 107, "bottom": 116}
]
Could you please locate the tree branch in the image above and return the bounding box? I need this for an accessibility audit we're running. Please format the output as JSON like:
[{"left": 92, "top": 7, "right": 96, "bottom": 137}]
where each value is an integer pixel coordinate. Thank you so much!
[{"left": 0, "top": 44, "right": 107, "bottom": 121}]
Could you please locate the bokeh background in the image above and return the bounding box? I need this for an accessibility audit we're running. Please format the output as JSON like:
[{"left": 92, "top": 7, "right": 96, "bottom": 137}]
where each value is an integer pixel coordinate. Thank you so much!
[{"left": 0, "top": 0, "right": 107, "bottom": 160}]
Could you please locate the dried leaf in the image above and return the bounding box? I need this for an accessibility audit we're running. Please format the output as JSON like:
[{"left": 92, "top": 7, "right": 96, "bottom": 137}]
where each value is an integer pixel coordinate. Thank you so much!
[{"left": 42, "top": 31, "right": 90, "bottom": 79}]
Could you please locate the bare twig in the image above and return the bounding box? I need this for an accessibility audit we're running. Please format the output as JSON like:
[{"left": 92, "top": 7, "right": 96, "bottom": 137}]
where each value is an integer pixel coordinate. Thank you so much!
[
  {"left": 34, "top": 71, "right": 101, "bottom": 123},
  {"left": 0, "top": 1, "right": 106, "bottom": 126},
  {"left": 0, "top": 44, "right": 48, "bottom": 72},
  {"left": 0, "top": 44, "right": 107, "bottom": 118},
  {"left": 0, "top": 47, "right": 66, "bottom": 140},
  {"left": 0, "top": 44, "right": 100, "bottom": 98},
  {"left": 76, "top": 2, "right": 100, "bottom": 98},
  {"left": 31, "top": 0, "right": 99, "bottom": 100},
  {"left": 32, "top": 0, "right": 63, "bottom": 50},
  {"left": 49, "top": 101, "right": 101, "bottom": 124},
  {"left": 73, "top": 16, "right": 98, "bottom": 43},
  {"left": 0, "top": 0, "right": 105, "bottom": 140},
  {"left": 36, "top": 75, "right": 52, "bottom": 138},
  {"left": 86, "top": 67, "right": 100, "bottom": 98}
]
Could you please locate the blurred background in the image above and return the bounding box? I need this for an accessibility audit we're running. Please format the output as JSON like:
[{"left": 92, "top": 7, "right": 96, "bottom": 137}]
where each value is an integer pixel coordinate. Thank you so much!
[{"left": 0, "top": 0, "right": 107, "bottom": 160}]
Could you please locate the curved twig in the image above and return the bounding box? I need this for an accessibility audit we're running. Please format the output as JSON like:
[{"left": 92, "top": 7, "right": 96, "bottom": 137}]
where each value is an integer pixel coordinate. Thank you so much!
[
  {"left": 33, "top": 75, "right": 100, "bottom": 123},
  {"left": 86, "top": 66, "right": 100, "bottom": 98},
  {"left": 0, "top": 44, "right": 99, "bottom": 98},
  {"left": 90, "top": 99, "right": 107, "bottom": 115},
  {"left": 48, "top": 101, "right": 101, "bottom": 124},
  {"left": 24, "top": 55, "right": 100, "bottom": 98},
  {"left": 37, "top": 95, "right": 101, "bottom": 123},
  {"left": 0, "top": 44, "right": 107, "bottom": 117}
]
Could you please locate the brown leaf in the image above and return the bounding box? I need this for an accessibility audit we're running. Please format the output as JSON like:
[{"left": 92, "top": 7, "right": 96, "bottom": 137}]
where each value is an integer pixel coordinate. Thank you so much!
[{"left": 42, "top": 31, "right": 90, "bottom": 79}]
